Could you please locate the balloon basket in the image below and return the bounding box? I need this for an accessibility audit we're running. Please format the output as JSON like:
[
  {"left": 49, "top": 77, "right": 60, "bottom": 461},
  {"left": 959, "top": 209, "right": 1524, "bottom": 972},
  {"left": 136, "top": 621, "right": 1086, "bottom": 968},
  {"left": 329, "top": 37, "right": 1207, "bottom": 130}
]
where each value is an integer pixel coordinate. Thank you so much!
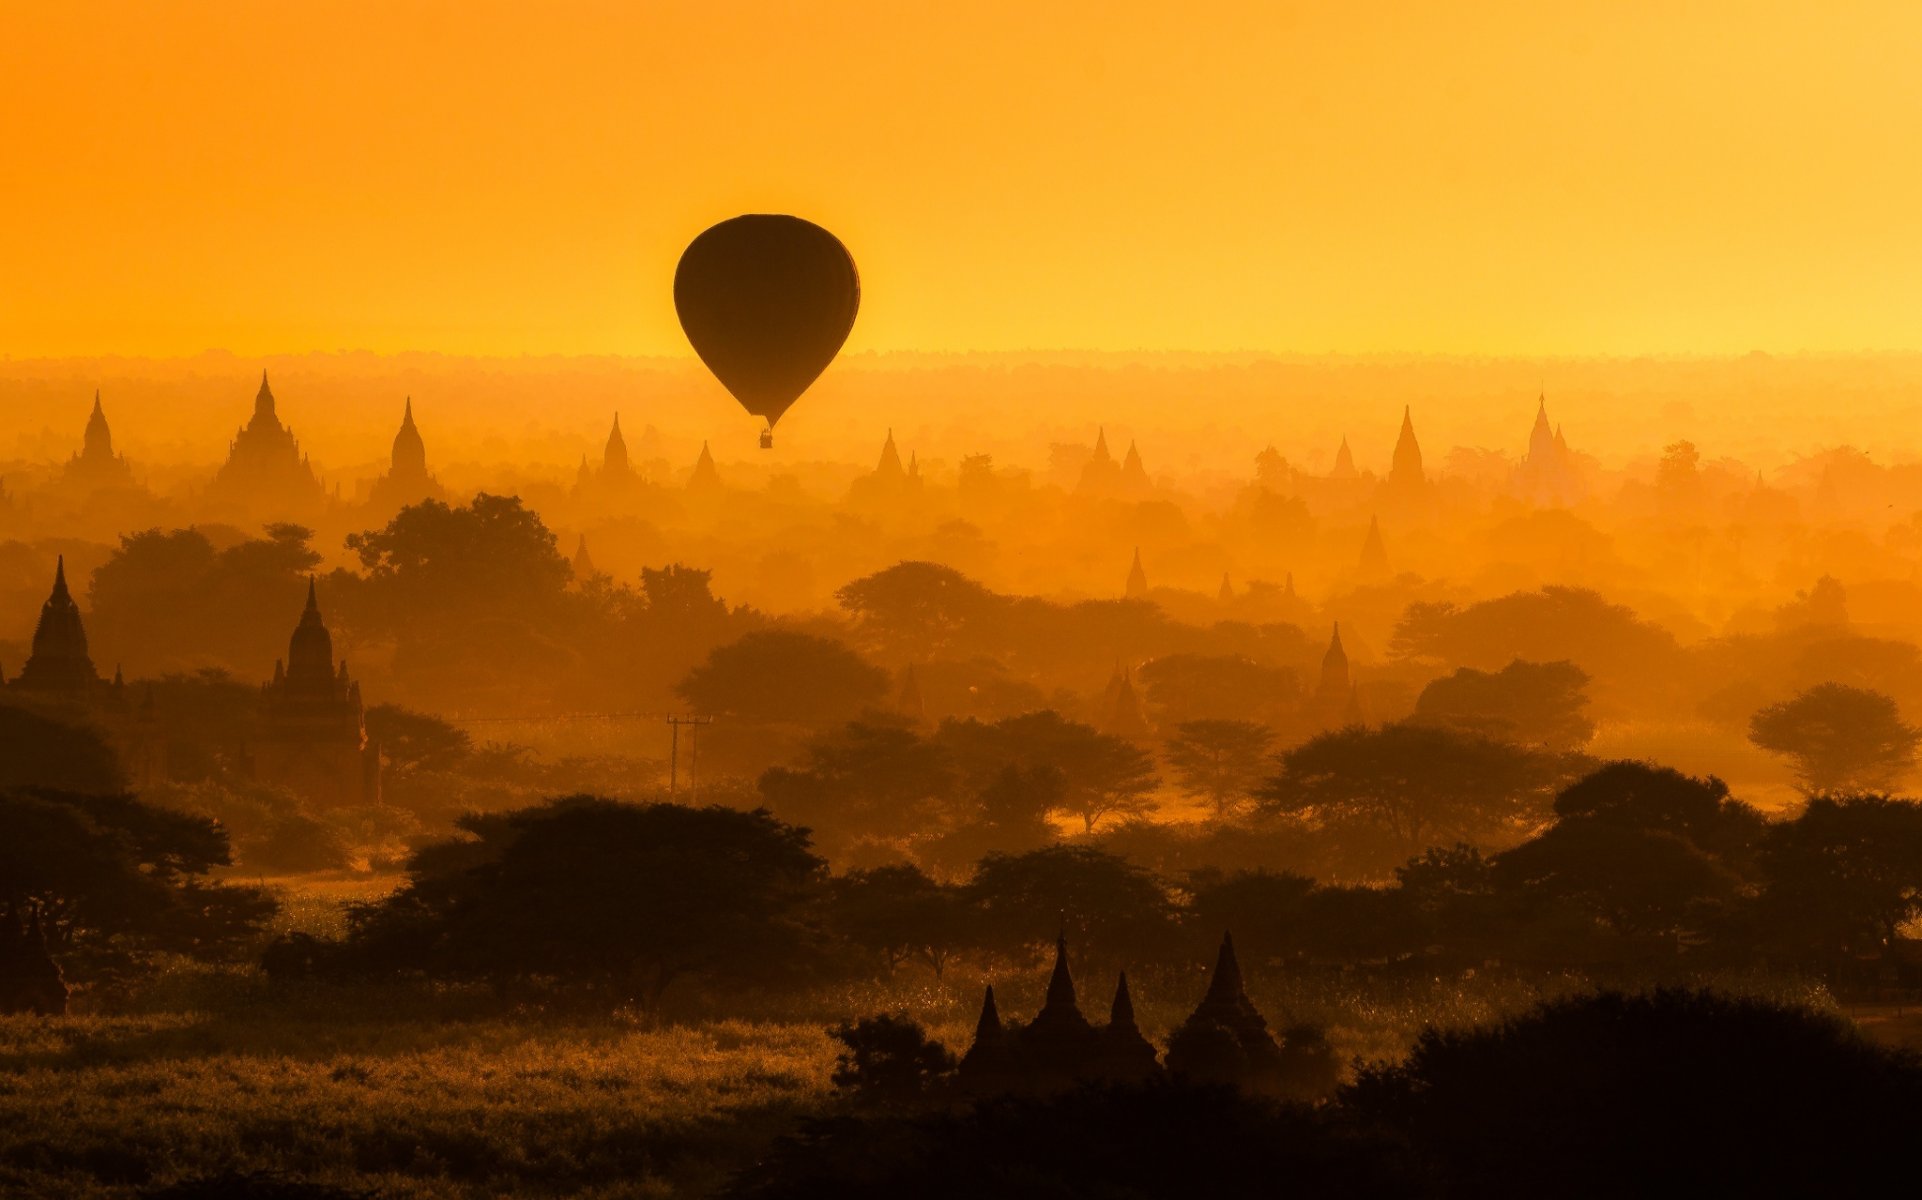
[{"left": 759, "top": 429, "right": 774, "bottom": 450}]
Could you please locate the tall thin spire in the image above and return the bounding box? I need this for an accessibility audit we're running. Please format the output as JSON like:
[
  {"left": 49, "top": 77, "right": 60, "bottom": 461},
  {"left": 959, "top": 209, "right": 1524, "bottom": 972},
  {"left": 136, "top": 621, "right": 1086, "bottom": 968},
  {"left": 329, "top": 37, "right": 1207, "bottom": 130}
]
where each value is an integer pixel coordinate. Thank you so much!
[
  {"left": 1110, "top": 971, "right": 1138, "bottom": 1029},
  {"left": 1125, "top": 547, "right": 1149, "bottom": 598},
  {"left": 1043, "top": 932, "right": 1077, "bottom": 1013}
]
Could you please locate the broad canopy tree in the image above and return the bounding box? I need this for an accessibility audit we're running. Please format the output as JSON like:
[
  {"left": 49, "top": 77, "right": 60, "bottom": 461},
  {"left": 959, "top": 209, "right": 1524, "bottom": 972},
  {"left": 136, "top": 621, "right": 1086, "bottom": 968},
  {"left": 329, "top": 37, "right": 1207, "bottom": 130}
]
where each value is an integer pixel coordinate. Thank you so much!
[
  {"left": 353, "top": 797, "right": 827, "bottom": 1011},
  {"left": 1256, "top": 723, "right": 1570, "bottom": 863},
  {"left": 1749, "top": 683, "right": 1920, "bottom": 794}
]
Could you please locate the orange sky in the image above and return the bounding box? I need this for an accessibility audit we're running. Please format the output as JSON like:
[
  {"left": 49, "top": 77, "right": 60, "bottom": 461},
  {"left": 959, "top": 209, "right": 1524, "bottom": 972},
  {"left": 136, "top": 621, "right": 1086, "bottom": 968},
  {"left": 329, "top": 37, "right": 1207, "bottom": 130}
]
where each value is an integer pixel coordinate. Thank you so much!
[{"left": 3, "top": 2, "right": 1919, "bottom": 358}]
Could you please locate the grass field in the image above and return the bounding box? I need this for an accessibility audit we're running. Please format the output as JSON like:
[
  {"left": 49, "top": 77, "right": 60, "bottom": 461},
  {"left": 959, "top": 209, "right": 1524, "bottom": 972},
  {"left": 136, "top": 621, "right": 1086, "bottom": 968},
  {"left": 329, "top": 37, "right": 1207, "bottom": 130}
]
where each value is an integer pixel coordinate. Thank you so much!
[{"left": 0, "top": 881, "right": 1846, "bottom": 1199}]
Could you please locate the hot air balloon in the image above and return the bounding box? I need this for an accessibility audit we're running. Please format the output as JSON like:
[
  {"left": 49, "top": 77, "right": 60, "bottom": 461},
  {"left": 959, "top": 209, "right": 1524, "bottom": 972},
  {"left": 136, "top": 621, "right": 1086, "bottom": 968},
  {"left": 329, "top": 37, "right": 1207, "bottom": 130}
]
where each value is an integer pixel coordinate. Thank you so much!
[{"left": 674, "top": 214, "right": 859, "bottom": 448}]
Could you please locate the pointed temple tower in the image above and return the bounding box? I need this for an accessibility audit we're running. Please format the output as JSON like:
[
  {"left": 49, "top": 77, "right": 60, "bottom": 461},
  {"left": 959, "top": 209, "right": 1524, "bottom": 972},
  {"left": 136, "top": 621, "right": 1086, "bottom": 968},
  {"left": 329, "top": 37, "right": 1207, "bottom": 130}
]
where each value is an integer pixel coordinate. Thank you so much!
[
  {"left": 1119, "top": 439, "right": 1154, "bottom": 497},
  {"left": 10, "top": 557, "right": 99, "bottom": 696},
  {"left": 1330, "top": 435, "right": 1359, "bottom": 480},
  {"left": 957, "top": 934, "right": 1169, "bottom": 1094},
  {"left": 6, "top": 558, "right": 165, "bottom": 786},
  {"left": 1312, "top": 622, "right": 1352, "bottom": 724},
  {"left": 1100, "top": 665, "right": 1154, "bottom": 743},
  {"left": 1358, "top": 514, "right": 1390, "bottom": 578},
  {"left": 62, "top": 391, "right": 136, "bottom": 489},
  {"left": 571, "top": 535, "right": 600, "bottom": 581},
  {"left": 1389, "top": 405, "right": 1425, "bottom": 488},
  {"left": 876, "top": 429, "right": 906, "bottom": 481},
  {"left": 206, "top": 372, "right": 326, "bottom": 513},
  {"left": 253, "top": 580, "right": 380, "bottom": 808},
  {"left": 367, "top": 398, "right": 447, "bottom": 510},
  {"left": 1164, "top": 932, "right": 1287, "bottom": 1092},
  {"left": 687, "top": 441, "right": 723, "bottom": 492},
  {"left": 1516, "top": 392, "right": 1581, "bottom": 505},
  {"left": 604, "top": 414, "right": 633, "bottom": 478},
  {"left": 1124, "top": 547, "right": 1149, "bottom": 599},
  {"left": 1077, "top": 428, "right": 1122, "bottom": 495}
]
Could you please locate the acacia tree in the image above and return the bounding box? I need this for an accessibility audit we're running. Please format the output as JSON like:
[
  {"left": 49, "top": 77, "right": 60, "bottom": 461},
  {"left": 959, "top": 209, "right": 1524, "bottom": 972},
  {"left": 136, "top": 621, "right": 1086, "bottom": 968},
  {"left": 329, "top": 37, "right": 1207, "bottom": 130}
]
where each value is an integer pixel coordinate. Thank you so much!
[
  {"left": 941, "top": 711, "right": 1158, "bottom": 833},
  {"left": 828, "top": 865, "right": 979, "bottom": 978},
  {"left": 1748, "top": 684, "right": 1920, "bottom": 794},
  {"left": 1164, "top": 719, "right": 1275, "bottom": 817},
  {"left": 1255, "top": 723, "right": 1566, "bottom": 861}
]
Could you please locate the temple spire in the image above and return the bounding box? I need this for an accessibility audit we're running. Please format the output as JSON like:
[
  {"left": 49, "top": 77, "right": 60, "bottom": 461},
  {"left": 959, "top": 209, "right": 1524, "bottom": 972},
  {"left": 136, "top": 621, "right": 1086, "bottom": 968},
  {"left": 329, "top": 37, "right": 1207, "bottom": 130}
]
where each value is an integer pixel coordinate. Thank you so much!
[
  {"left": 1111, "top": 971, "right": 1138, "bottom": 1029},
  {"left": 1042, "top": 932, "right": 1077, "bottom": 1013},
  {"left": 1203, "top": 931, "right": 1247, "bottom": 1005},
  {"left": 974, "top": 985, "right": 1003, "bottom": 1042},
  {"left": 1125, "top": 547, "right": 1148, "bottom": 598}
]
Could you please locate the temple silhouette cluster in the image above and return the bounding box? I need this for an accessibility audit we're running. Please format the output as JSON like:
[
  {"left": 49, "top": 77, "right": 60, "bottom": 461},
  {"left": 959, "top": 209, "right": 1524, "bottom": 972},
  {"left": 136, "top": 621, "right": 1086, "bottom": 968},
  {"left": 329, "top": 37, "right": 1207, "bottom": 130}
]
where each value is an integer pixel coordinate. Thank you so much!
[
  {"left": 958, "top": 932, "right": 1331, "bottom": 1099},
  {"left": 2, "top": 559, "right": 378, "bottom": 807}
]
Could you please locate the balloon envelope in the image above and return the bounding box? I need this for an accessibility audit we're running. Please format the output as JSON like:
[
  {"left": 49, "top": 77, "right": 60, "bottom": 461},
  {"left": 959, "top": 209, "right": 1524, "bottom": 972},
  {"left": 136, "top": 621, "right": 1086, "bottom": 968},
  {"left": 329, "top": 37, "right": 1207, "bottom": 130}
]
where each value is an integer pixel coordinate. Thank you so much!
[{"left": 674, "top": 215, "right": 859, "bottom": 432}]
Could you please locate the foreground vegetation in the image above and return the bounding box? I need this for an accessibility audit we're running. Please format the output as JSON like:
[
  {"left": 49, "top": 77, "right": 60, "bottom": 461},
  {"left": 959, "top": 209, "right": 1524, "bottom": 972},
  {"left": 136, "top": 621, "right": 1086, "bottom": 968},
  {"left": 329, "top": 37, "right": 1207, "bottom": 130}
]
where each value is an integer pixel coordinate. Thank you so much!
[{"left": 0, "top": 945, "right": 1853, "bottom": 1200}]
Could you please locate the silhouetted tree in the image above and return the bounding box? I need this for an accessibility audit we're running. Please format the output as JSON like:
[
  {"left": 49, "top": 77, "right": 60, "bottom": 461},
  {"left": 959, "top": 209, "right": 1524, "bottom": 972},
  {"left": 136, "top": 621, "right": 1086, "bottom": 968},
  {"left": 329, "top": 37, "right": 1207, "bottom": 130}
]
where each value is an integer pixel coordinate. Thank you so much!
[
  {"left": 1413, "top": 659, "right": 1594, "bottom": 749},
  {"left": 828, "top": 865, "right": 979, "bottom": 978},
  {"left": 1495, "top": 821, "right": 1742, "bottom": 940},
  {"left": 357, "top": 797, "right": 825, "bottom": 1011},
  {"left": 968, "top": 846, "right": 1178, "bottom": 969},
  {"left": 922, "top": 764, "right": 1063, "bottom": 873},
  {"left": 364, "top": 704, "right": 472, "bottom": 774},
  {"left": 1136, "top": 654, "right": 1298, "bottom": 726},
  {"left": 726, "top": 1082, "right": 1415, "bottom": 1200},
  {"left": 758, "top": 719, "right": 955, "bottom": 850},
  {"left": 679, "top": 631, "right": 889, "bottom": 726},
  {"left": 0, "top": 705, "right": 127, "bottom": 794},
  {"left": 835, "top": 561, "right": 1005, "bottom": 659},
  {"left": 0, "top": 788, "right": 273, "bottom": 957},
  {"left": 1345, "top": 989, "right": 1922, "bottom": 1198},
  {"left": 828, "top": 1015, "right": 957, "bottom": 1107},
  {"left": 1256, "top": 723, "right": 1566, "bottom": 864},
  {"left": 1552, "top": 761, "right": 1765, "bottom": 871},
  {"left": 345, "top": 494, "right": 571, "bottom": 620},
  {"left": 1756, "top": 794, "right": 1922, "bottom": 965},
  {"left": 1749, "top": 682, "right": 1919, "bottom": 793},
  {"left": 939, "top": 711, "right": 1158, "bottom": 833},
  {"left": 89, "top": 523, "right": 322, "bottom": 673},
  {"left": 1164, "top": 719, "right": 1274, "bottom": 817},
  {"left": 1183, "top": 868, "right": 1315, "bottom": 965}
]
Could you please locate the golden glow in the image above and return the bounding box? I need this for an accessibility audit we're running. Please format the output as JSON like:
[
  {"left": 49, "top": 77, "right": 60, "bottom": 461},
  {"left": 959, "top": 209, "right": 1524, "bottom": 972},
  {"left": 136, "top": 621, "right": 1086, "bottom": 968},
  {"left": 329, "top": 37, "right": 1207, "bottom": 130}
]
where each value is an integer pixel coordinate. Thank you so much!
[{"left": 4, "top": 2, "right": 1920, "bottom": 357}]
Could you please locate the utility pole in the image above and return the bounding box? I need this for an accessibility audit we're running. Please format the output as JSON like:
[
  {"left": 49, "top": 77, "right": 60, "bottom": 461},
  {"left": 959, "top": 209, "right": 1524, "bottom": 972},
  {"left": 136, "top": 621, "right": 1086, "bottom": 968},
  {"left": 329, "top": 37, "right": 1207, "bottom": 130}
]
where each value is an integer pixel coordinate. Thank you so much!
[{"left": 666, "top": 715, "right": 713, "bottom": 798}]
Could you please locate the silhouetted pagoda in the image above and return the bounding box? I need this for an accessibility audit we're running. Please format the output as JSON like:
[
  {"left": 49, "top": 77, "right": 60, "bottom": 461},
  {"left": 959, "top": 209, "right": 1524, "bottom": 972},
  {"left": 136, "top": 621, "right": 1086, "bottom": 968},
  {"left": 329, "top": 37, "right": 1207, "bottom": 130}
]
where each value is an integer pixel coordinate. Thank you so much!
[
  {"left": 10, "top": 556, "right": 99, "bottom": 696},
  {"left": 1388, "top": 405, "right": 1425, "bottom": 488},
  {"left": 206, "top": 372, "right": 326, "bottom": 513},
  {"left": 4, "top": 558, "right": 166, "bottom": 786},
  {"left": 1165, "top": 932, "right": 1287, "bottom": 1093},
  {"left": 849, "top": 430, "right": 924, "bottom": 507},
  {"left": 1100, "top": 664, "right": 1153, "bottom": 743},
  {"left": 1330, "top": 435, "right": 1359, "bottom": 480},
  {"left": 1310, "top": 622, "right": 1352, "bottom": 725},
  {"left": 1516, "top": 392, "right": 1582, "bottom": 505},
  {"left": 1358, "top": 514, "right": 1390, "bottom": 578},
  {"left": 61, "top": 391, "right": 136, "bottom": 490},
  {"left": 1118, "top": 438, "right": 1153, "bottom": 498},
  {"left": 253, "top": 580, "right": 380, "bottom": 807},
  {"left": 957, "top": 935, "right": 1162, "bottom": 1095},
  {"left": 1077, "top": 428, "right": 1121, "bottom": 495},
  {"left": 1124, "top": 547, "right": 1149, "bottom": 598},
  {"left": 687, "top": 440, "right": 723, "bottom": 492},
  {"left": 366, "top": 397, "right": 447, "bottom": 511},
  {"left": 571, "top": 534, "right": 601, "bottom": 582}
]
